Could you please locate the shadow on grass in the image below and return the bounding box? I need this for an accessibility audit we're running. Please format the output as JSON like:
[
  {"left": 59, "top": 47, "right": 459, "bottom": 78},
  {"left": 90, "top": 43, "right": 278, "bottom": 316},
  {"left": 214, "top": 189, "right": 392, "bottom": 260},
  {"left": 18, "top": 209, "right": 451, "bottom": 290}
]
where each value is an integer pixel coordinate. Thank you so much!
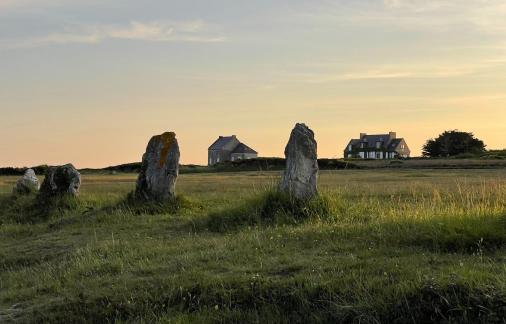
[
  {"left": 0, "top": 193, "right": 81, "bottom": 224},
  {"left": 19, "top": 278, "right": 506, "bottom": 324},
  {"left": 207, "top": 190, "right": 333, "bottom": 232},
  {"left": 46, "top": 192, "right": 200, "bottom": 231},
  {"left": 109, "top": 192, "right": 194, "bottom": 216},
  {"left": 0, "top": 191, "right": 196, "bottom": 226}
]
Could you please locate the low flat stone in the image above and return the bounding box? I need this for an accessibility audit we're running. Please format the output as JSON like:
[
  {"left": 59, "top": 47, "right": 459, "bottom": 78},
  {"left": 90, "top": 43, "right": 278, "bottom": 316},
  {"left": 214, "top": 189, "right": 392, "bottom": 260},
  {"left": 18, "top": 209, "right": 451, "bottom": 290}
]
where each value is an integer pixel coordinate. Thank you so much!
[
  {"left": 39, "top": 164, "right": 81, "bottom": 197},
  {"left": 279, "top": 123, "right": 318, "bottom": 199},
  {"left": 135, "top": 132, "right": 180, "bottom": 201},
  {"left": 13, "top": 169, "right": 40, "bottom": 195}
]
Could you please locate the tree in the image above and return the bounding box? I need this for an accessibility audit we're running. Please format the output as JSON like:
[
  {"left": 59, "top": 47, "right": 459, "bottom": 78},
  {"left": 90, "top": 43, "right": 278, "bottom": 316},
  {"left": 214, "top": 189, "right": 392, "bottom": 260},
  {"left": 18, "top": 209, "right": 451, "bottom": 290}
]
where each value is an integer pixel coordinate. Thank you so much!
[{"left": 422, "top": 130, "right": 486, "bottom": 158}]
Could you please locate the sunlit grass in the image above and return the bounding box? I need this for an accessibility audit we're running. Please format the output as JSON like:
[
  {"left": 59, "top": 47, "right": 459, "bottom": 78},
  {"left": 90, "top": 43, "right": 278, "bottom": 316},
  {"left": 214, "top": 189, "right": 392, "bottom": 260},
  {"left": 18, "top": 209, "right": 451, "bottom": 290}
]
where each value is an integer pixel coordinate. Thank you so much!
[{"left": 0, "top": 169, "right": 505, "bottom": 323}]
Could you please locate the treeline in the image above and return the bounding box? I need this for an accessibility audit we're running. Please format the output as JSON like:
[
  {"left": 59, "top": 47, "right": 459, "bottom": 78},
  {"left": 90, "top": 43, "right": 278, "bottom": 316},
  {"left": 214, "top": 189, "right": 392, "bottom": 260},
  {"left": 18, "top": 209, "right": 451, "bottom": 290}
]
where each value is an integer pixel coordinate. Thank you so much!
[
  {"left": 4, "top": 152, "right": 505, "bottom": 176},
  {"left": 209, "top": 158, "right": 359, "bottom": 172},
  {"left": 416, "top": 149, "right": 506, "bottom": 160},
  {"left": 83, "top": 158, "right": 360, "bottom": 174},
  {"left": 480, "top": 149, "right": 506, "bottom": 159},
  {"left": 0, "top": 165, "right": 50, "bottom": 176}
]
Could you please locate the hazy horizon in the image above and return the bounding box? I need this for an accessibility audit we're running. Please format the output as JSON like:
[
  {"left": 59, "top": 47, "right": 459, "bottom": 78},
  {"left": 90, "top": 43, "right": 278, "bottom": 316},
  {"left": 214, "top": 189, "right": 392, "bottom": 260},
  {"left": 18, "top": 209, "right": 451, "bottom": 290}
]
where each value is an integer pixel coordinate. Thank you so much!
[{"left": 1, "top": 0, "right": 505, "bottom": 168}]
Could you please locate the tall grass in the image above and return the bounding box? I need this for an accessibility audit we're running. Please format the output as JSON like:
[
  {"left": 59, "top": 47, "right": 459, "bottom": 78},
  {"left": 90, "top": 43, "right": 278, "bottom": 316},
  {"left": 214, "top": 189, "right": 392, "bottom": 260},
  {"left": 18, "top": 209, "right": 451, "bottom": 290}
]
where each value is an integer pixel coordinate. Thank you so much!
[{"left": 1, "top": 170, "right": 506, "bottom": 323}]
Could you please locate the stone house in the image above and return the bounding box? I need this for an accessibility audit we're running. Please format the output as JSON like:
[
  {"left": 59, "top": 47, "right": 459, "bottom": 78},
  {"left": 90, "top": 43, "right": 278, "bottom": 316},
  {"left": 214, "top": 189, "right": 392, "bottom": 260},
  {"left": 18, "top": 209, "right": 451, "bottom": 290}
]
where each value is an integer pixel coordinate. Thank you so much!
[
  {"left": 344, "top": 132, "right": 410, "bottom": 159},
  {"left": 208, "top": 135, "right": 258, "bottom": 165}
]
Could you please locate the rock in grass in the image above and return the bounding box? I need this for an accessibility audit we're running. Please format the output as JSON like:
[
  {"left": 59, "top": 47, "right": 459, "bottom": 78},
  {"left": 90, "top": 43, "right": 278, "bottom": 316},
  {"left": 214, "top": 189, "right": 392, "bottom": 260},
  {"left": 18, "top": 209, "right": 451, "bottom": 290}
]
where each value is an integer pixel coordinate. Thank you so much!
[
  {"left": 13, "top": 169, "right": 40, "bottom": 195},
  {"left": 279, "top": 123, "right": 318, "bottom": 199},
  {"left": 135, "top": 132, "right": 180, "bottom": 201},
  {"left": 39, "top": 164, "right": 81, "bottom": 197}
]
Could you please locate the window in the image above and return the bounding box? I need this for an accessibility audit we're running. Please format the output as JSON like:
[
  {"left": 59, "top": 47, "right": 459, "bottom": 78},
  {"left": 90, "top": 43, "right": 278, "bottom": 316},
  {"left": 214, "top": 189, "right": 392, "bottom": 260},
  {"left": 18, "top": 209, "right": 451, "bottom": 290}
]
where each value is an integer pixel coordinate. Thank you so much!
[
  {"left": 376, "top": 152, "right": 381, "bottom": 159},
  {"left": 376, "top": 142, "right": 382, "bottom": 149},
  {"left": 348, "top": 144, "right": 352, "bottom": 151},
  {"left": 360, "top": 143, "right": 365, "bottom": 148}
]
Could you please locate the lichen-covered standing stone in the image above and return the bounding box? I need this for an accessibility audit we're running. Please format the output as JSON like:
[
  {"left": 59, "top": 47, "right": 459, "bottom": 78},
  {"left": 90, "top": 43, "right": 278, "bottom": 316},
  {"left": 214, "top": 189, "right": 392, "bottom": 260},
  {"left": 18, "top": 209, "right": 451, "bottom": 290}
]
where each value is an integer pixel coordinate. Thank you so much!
[
  {"left": 13, "top": 168, "right": 40, "bottom": 195},
  {"left": 279, "top": 123, "right": 318, "bottom": 199},
  {"left": 135, "top": 132, "right": 180, "bottom": 201},
  {"left": 39, "top": 164, "right": 81, "bottom": 197}
]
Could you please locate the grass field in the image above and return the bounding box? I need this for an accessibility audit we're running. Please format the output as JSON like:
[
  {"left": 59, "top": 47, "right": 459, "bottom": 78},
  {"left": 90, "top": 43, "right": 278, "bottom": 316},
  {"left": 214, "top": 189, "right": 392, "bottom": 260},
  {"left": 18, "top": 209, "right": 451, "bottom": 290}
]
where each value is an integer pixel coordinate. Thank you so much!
[{"left": 1, "top": 169, "right": 506, "bottom": 323}]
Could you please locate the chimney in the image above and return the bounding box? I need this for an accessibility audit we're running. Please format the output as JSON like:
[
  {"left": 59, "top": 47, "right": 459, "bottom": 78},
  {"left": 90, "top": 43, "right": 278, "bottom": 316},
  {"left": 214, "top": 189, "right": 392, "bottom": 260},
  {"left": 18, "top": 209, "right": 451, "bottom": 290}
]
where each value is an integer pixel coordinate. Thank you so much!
[
  {"left": 389, "top": 132, "right": 396, "bottom": 139},
  {"left": 360, "top": 133, "right": 366, "bottom": 139}
]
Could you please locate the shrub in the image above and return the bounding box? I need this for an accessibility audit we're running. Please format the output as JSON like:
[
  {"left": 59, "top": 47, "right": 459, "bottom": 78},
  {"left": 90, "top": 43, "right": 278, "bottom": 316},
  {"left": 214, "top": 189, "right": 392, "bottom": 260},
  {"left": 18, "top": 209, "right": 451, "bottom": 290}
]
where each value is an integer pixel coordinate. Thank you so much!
[
  {"left": 453, "top": 152, "right": 478, "bottom": 159},
  {"left": 423, "top": 130, "right": 486, "bottom": 158}
]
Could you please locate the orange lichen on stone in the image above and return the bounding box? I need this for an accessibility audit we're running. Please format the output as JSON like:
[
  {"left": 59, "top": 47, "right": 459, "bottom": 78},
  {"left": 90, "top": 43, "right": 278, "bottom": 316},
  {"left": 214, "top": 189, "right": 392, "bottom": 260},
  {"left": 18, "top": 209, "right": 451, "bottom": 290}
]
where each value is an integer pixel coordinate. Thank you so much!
[{"left": 156, "top": 132, "right": 176, "bottom": 168}]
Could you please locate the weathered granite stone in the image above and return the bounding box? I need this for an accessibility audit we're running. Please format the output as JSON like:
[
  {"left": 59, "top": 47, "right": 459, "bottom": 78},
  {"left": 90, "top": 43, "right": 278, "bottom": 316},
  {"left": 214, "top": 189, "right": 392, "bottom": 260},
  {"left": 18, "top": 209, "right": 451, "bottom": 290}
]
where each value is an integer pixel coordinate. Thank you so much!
[
  {"left": 279, "top": 123, "right": 318, "bottom": 199},
  {"left": 135, "top": 132, "right": 180, "bottom": 201},
  {"left": 13, "top": 169, "right": 40, "bottom": 195},
  {"left": 39, "top": 164, "right": 81, "bottom": 197}
]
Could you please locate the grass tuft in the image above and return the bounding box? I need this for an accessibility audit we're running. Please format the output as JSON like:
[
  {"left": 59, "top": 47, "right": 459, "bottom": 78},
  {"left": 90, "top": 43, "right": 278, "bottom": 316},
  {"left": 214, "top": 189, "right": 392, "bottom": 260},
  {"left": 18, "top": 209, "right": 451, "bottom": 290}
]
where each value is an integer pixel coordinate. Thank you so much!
[
  {"left": 208, "top": 190, "right": 332, "bottom": 231},
  {"left": 0, "top": 193, "right": 81, "bottom": 224},
  {"left": 112, "top": 192, "right": 194, "bottom": 215}
]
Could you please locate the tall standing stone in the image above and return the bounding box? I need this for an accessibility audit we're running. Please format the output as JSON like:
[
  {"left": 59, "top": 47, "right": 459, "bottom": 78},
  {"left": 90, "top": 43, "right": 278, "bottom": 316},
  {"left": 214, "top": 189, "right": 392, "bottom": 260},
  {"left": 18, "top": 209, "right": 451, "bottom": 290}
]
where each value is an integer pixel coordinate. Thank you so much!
[
  {"left": 279, "top": 123, "right": 318, "bottom": 199},
  {"left": 135, "top": 132, "right": 180, "bottom": 201},
  {"left": 39, "top": 164, "right": 81, "bottom": 197},
  {"left": 13, "top": 169, "right": 40, "bottom": 195}
]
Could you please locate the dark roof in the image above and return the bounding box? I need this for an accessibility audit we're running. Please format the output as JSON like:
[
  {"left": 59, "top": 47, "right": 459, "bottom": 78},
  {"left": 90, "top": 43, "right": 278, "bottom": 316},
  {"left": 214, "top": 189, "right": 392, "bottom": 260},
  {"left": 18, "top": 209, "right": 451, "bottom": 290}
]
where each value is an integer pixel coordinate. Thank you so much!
[
  {"left": 208, "top": 136, "right": 236, "bottom": 150},
  {"left": 345, "top": 138, "right": 360, "bottom": 148},
  {"left": 361, "top": 134, "right": 390, "bottom": 147},
  {"left": 388, "top": 138, "right": 403, "bottom": 149},
  {"left": 232, "top": 143, "right": 257, "bottom": 154},
  {"left": 345, "top": 133, "right": 407, "bottom": 151}
]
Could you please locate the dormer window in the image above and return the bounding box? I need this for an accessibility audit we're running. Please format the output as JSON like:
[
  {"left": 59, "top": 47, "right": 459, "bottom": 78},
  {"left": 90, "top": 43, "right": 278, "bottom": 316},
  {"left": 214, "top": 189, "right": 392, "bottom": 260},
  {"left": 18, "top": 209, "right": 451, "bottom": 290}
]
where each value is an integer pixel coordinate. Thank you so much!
[{"left": 346, "top": 132, "right": 409, "bottom": 160}]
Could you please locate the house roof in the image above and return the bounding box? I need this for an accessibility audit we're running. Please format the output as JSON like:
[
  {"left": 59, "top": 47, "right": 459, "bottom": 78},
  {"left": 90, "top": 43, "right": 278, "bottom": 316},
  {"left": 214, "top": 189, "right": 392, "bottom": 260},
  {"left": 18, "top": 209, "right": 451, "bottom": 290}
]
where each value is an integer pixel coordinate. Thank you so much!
[
  {"left": 388, "top": 138, "right": 403, "bottom": 150},
  {"left": 208, "top": 136, "right": 236, "bottom": 150},
  {"left": 361, "top": 134, "right": 390, "bottom": 146},
  {"left": 345, "top": 133, "right": 407, "bottom": 151},
  {"left": 232, "top": 143, "right": 257, "bottom": 154},
  {"left": 345, "top": 138, "right": 360, "bottom": 148}
]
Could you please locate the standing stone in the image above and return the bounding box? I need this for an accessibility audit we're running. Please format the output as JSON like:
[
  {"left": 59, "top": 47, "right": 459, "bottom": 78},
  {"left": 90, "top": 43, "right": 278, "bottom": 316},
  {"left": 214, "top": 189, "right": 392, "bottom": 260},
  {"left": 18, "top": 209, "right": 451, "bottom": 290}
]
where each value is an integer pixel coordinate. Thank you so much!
[
  {"left": 13, "top": 169, "right": 40, "bottom": 195},
  {"left": 39, "top": 164, "right": 81, "bottom": 197},
  {"left": 135, "top": 132, "right": 180, "bottom": 201},
  {"left": 279, "top": 123, "right": 318, "bottom": 199}
]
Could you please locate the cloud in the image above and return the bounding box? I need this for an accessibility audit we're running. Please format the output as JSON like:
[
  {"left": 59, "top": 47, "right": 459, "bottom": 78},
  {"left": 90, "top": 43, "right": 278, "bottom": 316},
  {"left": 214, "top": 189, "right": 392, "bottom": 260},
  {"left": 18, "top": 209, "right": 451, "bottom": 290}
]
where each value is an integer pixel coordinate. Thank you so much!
[
  {"left": 281, "top": 58, "right": 506, "bottom": 83},
  {"left": 382, "top": 0, "right": 452, "bottom": 12},
  {"left": 290, "top": 0, "right": 506, "bottom": 35},
  {"left": 0, "top": 0, "right": 105, "bottom": 10},
  {"left": 0, "top": 0, "right": 75, "bottom": 9},
  {"left": 380, "top": 0, "right": 506, "bottom": 34},
  {"left": 1, "top": 20, "right": 226, "bottom": 49}
]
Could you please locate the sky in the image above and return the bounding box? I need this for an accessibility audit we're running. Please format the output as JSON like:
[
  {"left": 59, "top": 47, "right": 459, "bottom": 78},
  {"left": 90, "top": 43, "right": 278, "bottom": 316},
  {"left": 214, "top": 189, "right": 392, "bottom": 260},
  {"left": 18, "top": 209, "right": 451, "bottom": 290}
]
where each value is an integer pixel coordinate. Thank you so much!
[{"left": 1, "top": 0, "right": 505, "bottom": 168}]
